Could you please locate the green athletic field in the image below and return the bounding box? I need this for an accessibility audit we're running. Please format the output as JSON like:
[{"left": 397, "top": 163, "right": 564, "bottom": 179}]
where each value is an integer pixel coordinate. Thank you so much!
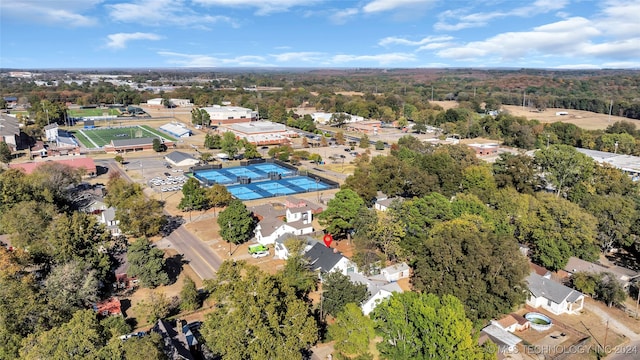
[
  {"left": 73, "top": 125, "right": 176, "bottom": 148},
  {"left": 67, "top": 108, "right": 120, "bottom": 117}
]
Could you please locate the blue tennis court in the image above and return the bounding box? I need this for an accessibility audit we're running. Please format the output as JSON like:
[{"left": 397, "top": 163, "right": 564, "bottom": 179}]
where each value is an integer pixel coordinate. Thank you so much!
[
  {"left": 227, "top": 176, "right": 332, "bottom": 200},
  {"left": 194, "top": 163, "right": 296, "bottom": 185}
]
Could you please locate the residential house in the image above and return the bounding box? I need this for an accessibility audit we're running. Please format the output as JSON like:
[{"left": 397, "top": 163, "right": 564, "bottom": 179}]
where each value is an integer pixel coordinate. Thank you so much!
[
  {"left": 526, "top": 272, "right": 585, "bottom": 315},
  {"left": 563, "top": 256, "right": 640, "bottom": 290},
  {"left": 29, "top": 141, "right": 48, "bottom": 158},
  {"left": 113, "top": 252, "right": 137, "bottom": 291},
  {"left": 0, "top": 113, "right": 21, "bottom": 150},
  {"left": 347, "top": 272, "right": 403, "bottom": 315},
  {"left": 380, "top": 262, "right": 410, "bottom": 282},
  {"left": 480, "top": 324, "right": 523, "bottom": 354},
  {"left": 253, "top": 197, "right": 319, "bottom": 245},
  {"left": 44, "top": 123, "right": 59, "bottom": 142},
  {"left": 99, "top": 207, "right": 121, "bottom": 237},
  {"left": 374, "top": 193, "right": 403, "bottom": 212},
  {"left": 152, "top": 319, "right": 195, "bottom": 360},
  {"left": 94, "top": 297, "right": 122, "bottom": 317},
  {"left": 490, "top": 313, "right": 530, "bottom": 333},
  {"left": 304, "top": 241, "right": 358, "bottom": 276}
]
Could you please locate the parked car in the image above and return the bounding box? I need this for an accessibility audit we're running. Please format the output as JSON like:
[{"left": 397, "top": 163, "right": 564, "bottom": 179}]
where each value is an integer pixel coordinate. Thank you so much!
[{"left": 252, "top": 250, "right": 269, "bottom": 259}]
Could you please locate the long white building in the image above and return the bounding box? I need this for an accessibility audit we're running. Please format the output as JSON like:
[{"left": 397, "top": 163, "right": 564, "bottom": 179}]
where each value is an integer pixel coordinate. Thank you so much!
[{"left": 203, "top": 105, "right": 258, "bottom": 126}]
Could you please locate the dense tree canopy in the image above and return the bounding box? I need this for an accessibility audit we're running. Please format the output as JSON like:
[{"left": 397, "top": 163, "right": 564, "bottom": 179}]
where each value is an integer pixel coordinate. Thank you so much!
[
  {"left": 317, "top": 189, "right": 365, "bottom": 239},
  {"left": 202, "top": 261, "right": 318, "bottom": 360},
  {"left": 217, "top": 199, "right": 255, "bottom": 245},
  {"left": 412, "top": 216, "right": 529, "bottom": 323},
  {"left": 372, "top": 292, "right": 493, "bottom": 360},
  {"left": 127, "top": 237, "right": 169, "bottom": 288}
]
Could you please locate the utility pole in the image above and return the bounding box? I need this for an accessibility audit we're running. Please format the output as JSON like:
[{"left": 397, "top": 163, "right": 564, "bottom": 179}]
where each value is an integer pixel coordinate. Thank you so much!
[
  {"left": 636, "top": 287, "right": 640, "bottom": 319},
  {"left": 603, "top": 320, "right": 609, "bottom": 353}
]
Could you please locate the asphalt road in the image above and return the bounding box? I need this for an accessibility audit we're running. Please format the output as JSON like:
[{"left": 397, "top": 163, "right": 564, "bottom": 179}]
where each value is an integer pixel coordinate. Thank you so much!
[
  {"left": 98, "top": 158, "right": 223, "bottom": 280},
  {"left": 160, "top": 226, "right": 221, "bottom": 280}
]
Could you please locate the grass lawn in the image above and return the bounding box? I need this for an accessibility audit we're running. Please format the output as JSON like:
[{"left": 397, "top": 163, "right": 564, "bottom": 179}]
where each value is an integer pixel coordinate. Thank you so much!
[
  {"left": 73, "top": 125, "right": 176, "bottom": 148},
  {"left": 68, "top": 108, "right": 120, "bottom": 117},
  {"left": 140, "top": 125, "right": 176, "bottom": 141}
]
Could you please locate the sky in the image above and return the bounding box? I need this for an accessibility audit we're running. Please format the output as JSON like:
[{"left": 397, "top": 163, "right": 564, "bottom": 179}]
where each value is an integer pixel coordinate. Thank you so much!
[{"left": 1, "top": 0, "right": 639, "bottom": 69}]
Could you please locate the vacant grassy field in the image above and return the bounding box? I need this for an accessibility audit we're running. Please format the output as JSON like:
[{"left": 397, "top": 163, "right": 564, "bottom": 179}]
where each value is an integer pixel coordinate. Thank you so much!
[
  {"left": 74, "top": 125, "right": 175, "bottom": 148},
  {"left": 67, "top": 108, "right": 120, "bottom": 117}
]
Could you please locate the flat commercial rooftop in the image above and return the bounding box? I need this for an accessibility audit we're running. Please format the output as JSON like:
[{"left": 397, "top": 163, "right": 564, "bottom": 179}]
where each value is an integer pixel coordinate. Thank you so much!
[{"left": 576, "top": 148, "right": 640, "bottom": 174}]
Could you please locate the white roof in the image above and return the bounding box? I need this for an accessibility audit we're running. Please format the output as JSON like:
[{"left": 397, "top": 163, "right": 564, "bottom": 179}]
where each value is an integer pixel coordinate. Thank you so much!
[
  {"left": 229, "top": 121, "right": 286, "bottom": 134},
  {"left": 481, "top": 324, "right": 522, "bottom": 348},
  {"left": 160, "top": 123, "right": 191, "bottom": 137}
]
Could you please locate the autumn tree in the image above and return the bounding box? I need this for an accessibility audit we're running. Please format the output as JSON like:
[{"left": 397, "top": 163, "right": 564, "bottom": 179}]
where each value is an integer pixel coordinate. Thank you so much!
[
  {"left": 359, "top": 133, "right": 370, "bottom": 148},
  {"left": 43, "top": 261, "right": 100, "bottom": 325},
  {"left": 135, "top": 291, "right": 171, "bottom": 324},
  {"left": 207, "top": 184, "right": 233, "bottom": 217}
]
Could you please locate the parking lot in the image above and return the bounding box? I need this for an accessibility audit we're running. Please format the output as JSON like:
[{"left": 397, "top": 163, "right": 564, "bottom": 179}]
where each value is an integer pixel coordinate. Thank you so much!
[{"left": 148, "top": 171, "right": 188, "bottom": 192}]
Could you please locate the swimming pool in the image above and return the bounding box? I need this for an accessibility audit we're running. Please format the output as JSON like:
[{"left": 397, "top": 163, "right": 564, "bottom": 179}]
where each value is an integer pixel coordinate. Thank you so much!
[{"left": 194, "top": 163, "right": 296, "bottom": 184}]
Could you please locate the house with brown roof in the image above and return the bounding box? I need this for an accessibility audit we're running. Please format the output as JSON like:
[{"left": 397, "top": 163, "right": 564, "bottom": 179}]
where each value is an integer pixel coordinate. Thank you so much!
[
  {"left": 491, "top": 313, "right": 530, "bottom": 333},
  {"left": 94, "top": 297, "right": 122, "bottom": 317}
]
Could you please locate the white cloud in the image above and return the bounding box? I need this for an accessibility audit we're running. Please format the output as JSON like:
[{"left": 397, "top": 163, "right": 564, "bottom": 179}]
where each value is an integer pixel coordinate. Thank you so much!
[
  {"left": 362, "top": 0, "right": 434, "bottom": 13},
  {"left": 435, "top": 0, "right": 569, "bottom": 31},
  {"left": 158, "top": 51, "right": 270, "bottom": 67},
  {"left": 331, "top": 8, "right": 359, "bottom": 24},
  {"left": 107, "top": 0, "right": 236, "bottom": 28},
  {"left": 379, "top": 35, "right": 453, "bottom": 47},
  {"left": 437, "top": 17, "right": 600, "bottom": 60},
  {"left": 0, "top": 0, "right": 102, "bottom": 27},
  {"left": 106, "top": 33, "right": 162, "bottom": 49},
  {"left": 193, "top": 0, "right": 321, "bottom": 15},
  {"left": 270, "top": 52, "right": 325, "bottom": 62}
]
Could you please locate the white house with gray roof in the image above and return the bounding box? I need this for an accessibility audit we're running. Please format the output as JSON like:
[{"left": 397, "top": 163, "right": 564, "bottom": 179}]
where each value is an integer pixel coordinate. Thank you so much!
[
  {"left": 526, "top": 272, "right": 584, "bottom": 315},
  {"left": 252, "top": 197, "right": 316, "bottom": 245},
  {"left": 347, "top": 272, "right": 403, "bottom": 315}
]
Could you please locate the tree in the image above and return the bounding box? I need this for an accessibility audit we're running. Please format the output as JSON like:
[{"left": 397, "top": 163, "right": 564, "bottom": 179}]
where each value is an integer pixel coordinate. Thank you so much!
[
  {"left": 116, "top": 195, "right": 166, "bottom": 237},
  {"left": 309, "top": 153, "right": 322, "bottom": 164},
  {"left": 460, "top": 165, "right": 497, "bottom": 203},
  {"left": 135, "top": 291, "right": 171, "bottom": 324},
  {"left": 152, "top": 138, "right": 164, "bottom": 152},
  {"left": 527, "top": 193, "right": 599, "bottom": 270},
  {"left": 279, "top": 253, "right": 317, "bottom": 298},
  {"left": 371, "top": 210, "right": 405, "bottom": 261},
  {"left": 317, "top": 189, "right": 365, "bottom": 240},
  {"left": 201, "top": 261, "right": 318, "bottom": 360},
  {"left": 493, "top": 153, "right": 541, "bottom": 194},
  {"left": 596, "top": 274, "right": 626, "bottom": 308},
  {"left": 328, "top": 303, "right": 375, "bottom": 360},
  {"left": 359, "top": 134, "right": 370, "bottom": 149},
  {"left": 220, "top": 131, "right": 239, "bottom": 158},
  {"left": 375, "top": 140, "right": 385, "bottom": 150},
  {"left": 320, "top": 136, "right": 328, "bottom": 147},
  {"left": 322, "top": 271, "right": 369, "bottom": 318},
  {"left": 207, "top": 184, "right": 232, "bottom": 217},
  {"left": 199, "top": 152, "right": 214, "bottom": 163},
  {"left": 20, "top": 310, "right": 103, "bottom": 360},
  {"left": 178, "top": 177, "right": 209, "bottom": 211},
  {"left": 204, "top": 133, "right": 222, "bottom": 149},
  {"left": 180, "top": 276, "right": 200, "bottom": 312},
  {"left": 0, "top": 142, "right": 12, "bottom": 164},
  {"left": 535, "top": 145, "right": 594, "bottom": 197},
  {"left": 570, "top": 271, "right": 600, "bottom": 296},
  {"left": 583, "top": 194, "right": 636, "bottom": 251},
  {"left": 191, "top": 107, "right": 203, "bottom": 125},
  {"left": 217, "top": 199, "right": 255, "bottom": 245},
  {"left": 330, "top": 113, "right": 351, "bottom": 127},
  {"left": 127, "top": 237, "right": 169, "bottom": 288},
  {"left": 43, "top": 261, "right": 100, "bottom": 324},
  {"left": 242, "top": 140, "right": 261, "bottom": 159},
  {"left": 372, "top": 292, "right": 491, "bottom": 360},
  {"left": 302, "top": 137, "right": 309, "bottom": 148},
  {"left": 335, "top": 130, "right": 346, "bottom": 145},
  {"left": 114, "top": 155, "right": 124, "bottom": 164},
  {"left": 412, "top": 216, "right": 529, "bottom": 323}
]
